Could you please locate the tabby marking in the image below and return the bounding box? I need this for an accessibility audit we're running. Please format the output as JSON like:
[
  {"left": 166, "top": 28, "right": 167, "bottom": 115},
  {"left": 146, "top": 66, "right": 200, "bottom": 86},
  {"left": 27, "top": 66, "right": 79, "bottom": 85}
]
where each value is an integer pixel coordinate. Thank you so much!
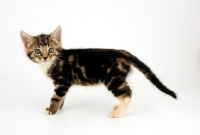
[{"left": 20, "top": 26, "right": 177, "bottom": 118}]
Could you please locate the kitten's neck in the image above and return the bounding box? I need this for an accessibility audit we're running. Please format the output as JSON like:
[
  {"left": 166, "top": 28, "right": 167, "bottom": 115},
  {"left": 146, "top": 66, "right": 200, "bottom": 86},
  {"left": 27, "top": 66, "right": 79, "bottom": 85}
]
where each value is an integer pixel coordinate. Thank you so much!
[{"left": 38, "top": 62, "right": 53, "bottom": 75}]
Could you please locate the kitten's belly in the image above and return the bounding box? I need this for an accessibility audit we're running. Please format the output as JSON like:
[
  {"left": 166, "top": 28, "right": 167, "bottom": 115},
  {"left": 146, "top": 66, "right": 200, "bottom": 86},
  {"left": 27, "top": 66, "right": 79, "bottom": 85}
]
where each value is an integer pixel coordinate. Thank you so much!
[
  {"left": 73, "top": 81, "right": 103, "bottom": 86},
  {"left": 72, "top": 71, "right": 104, "bottom": 86}
]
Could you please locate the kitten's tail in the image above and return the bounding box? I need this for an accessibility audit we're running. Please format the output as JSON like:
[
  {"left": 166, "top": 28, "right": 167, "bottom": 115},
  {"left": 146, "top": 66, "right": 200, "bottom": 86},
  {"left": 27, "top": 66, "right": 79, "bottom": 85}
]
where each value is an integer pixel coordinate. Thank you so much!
[{"left": 130, "top": 55, "right": 177, "bottom": 99}]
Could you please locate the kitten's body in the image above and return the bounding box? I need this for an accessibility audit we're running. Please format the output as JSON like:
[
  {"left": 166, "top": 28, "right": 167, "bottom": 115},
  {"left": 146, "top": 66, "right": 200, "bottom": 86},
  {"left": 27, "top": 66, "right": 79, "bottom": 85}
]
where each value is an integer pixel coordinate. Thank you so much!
[
  {"left": 20, "top": 26, "right": 176, "bottom": 118},
  {"left": 48, "top": 49, "right": 132, "bottom": 86}
]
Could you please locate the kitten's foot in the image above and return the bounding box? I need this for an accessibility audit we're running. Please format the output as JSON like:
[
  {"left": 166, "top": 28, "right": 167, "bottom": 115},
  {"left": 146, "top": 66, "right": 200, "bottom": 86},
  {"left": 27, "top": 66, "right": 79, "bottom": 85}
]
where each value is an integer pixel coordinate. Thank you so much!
[
  {"left": 113, "top": 105, "right": 119, "bottom": 111},
  {"left": 110, "top": 98, "right": 131, "bottom": 118},
  {"left": 110, "top": 105, "right": 125, "bottom": 118},
  {"left": 45, "top": 108, "right": 57, "bottom": 115}
]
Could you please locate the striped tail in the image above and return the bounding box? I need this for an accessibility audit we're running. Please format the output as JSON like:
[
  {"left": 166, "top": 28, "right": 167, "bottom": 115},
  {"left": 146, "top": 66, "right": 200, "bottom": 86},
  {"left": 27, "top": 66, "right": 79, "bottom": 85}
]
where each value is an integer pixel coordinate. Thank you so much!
[{"left": 130, "top": 55, "right": 177, "bottom": 99}]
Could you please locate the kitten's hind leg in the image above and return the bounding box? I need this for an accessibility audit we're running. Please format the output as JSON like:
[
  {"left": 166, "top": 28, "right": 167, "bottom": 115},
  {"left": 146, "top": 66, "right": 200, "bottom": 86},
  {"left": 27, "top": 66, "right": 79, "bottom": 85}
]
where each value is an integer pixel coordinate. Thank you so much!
[
  {"left": 106, "top": 78, "right": 132, "bottom": 118},
  {"left": 105, "top": 58, "right": 132, "bottom": 118}
]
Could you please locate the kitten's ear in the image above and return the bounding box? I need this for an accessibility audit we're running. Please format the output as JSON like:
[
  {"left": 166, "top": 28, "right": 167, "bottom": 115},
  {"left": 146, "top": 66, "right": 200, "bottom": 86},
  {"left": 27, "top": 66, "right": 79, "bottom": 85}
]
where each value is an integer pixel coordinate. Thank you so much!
[
  {"left": 50, "top": 26, "right": 62, "bottom": 44},
  {"left": 20, "top": 31, "right": 34, "bottom": 48}
]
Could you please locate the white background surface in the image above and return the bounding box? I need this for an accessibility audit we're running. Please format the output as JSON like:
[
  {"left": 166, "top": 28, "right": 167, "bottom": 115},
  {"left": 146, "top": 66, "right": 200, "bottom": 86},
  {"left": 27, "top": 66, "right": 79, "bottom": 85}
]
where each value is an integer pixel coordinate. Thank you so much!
[{"left": 0, "top": 0, "right": 200, "bottom": 135}]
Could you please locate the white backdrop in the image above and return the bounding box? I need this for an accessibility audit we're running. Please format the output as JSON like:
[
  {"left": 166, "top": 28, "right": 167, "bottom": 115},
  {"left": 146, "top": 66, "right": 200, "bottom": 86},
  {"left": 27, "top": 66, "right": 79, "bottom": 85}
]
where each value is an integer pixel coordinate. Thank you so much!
[{"left": 0, "top": 0, "right": 200, "bottom": 135}]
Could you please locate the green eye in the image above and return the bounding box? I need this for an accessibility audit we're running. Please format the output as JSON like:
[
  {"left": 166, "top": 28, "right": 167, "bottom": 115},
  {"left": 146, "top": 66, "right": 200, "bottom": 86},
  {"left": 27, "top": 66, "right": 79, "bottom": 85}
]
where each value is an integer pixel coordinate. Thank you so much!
[
  {"left": 35, "top": 49, "right": 41, "bottom": 54},
  {"left": 49, "top": 48, "right": 54, "bottom": 53}
]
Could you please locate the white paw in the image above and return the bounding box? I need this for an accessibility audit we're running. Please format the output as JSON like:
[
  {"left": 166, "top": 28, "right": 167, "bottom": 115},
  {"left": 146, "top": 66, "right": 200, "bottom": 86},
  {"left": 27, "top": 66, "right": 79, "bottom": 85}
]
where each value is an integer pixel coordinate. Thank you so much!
[
  {"left": 110, "top": 105, "right": 124, "bottom": 118},
  {"left": 113, "top": 105, "right": 119, "bottom": 111},
  {"left": 110, "top": 110, "right": 124, "bottom": 118}
]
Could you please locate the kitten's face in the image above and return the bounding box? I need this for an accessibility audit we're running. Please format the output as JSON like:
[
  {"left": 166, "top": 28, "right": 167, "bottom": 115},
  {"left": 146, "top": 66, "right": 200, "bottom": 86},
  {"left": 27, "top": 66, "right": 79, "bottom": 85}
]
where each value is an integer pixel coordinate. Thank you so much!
[{"left": 20, "top": 26, "right": 62, "bottom": 64}]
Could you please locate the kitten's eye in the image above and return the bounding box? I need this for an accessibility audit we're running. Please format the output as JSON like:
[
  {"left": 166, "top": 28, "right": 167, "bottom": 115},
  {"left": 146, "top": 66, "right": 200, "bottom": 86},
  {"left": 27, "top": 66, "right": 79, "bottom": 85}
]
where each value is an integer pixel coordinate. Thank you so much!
[
  {"left": 48, "top": 48, "right": 54, "bottom": 53},
  {"left": 35, "top": 49, "right": 41, "bottom": 54}
]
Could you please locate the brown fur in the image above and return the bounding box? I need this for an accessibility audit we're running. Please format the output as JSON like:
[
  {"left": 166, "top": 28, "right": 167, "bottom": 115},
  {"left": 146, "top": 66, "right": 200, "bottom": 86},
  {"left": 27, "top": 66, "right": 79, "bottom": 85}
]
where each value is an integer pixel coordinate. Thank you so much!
[{"left": 20, "top": 26, "right": 176, "bottom": 118}]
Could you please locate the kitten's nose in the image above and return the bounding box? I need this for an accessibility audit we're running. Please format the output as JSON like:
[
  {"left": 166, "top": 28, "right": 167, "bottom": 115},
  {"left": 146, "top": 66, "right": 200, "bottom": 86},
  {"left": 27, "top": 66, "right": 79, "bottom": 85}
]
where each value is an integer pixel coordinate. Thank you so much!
[{"left": 43, "top": 57, "right": 48, "bottom": 61}]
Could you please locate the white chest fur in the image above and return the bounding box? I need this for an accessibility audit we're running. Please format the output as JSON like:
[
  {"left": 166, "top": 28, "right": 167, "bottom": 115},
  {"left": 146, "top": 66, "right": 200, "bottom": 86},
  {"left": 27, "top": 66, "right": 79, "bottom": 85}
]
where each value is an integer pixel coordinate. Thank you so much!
[{"left": 39, "top": 62, "right": 53, "bottom": 75}]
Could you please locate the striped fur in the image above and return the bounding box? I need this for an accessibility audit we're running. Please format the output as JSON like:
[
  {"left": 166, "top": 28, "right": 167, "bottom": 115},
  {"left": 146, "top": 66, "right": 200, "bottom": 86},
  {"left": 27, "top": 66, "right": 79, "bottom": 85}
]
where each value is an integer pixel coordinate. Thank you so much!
[{"left": 20, "top": 26, "right": 176, "bottom": 118}]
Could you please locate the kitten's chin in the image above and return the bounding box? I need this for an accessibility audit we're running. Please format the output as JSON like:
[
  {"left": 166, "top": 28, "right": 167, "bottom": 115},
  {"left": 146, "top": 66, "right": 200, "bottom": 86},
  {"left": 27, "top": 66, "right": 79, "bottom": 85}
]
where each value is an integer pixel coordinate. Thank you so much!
[{"left": 39, "top": 61, "right": 52, "bottom": 64}]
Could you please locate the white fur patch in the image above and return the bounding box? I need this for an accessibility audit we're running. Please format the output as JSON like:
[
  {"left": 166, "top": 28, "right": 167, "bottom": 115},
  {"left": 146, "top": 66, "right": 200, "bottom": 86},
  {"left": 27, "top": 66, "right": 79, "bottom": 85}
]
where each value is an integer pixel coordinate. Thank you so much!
[
  {"left": 39, "top": 62, "right": 53, "bottom": 75},
  {"left": 110, "top": 97, "right": 131, "bottom": 118}
]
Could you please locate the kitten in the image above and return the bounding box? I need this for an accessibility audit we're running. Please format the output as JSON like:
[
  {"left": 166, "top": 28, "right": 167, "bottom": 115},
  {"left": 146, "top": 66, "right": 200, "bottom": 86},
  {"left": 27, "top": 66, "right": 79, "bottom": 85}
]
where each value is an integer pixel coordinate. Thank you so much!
[{"left": 20, "top": 26, "right": 176, "bottom": 118}]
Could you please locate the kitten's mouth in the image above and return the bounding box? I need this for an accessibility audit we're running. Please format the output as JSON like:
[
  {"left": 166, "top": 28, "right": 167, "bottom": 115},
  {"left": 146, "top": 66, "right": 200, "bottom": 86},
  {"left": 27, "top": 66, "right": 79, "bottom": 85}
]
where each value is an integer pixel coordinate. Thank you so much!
[{"left": 42, "top": 59, "right": 51, "bottom": 63}]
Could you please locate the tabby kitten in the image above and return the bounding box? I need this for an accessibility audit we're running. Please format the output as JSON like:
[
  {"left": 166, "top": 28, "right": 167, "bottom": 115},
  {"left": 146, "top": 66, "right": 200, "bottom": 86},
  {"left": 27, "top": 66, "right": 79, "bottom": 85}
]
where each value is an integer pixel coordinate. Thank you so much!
[{"left": 20, "top": 26, "right": 176, "bottom": 118}]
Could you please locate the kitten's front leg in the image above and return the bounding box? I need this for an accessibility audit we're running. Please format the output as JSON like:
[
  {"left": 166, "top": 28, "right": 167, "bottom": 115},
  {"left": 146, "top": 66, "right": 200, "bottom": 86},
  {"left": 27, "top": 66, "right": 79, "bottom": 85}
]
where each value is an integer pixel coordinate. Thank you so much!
[
  {"left": 46, "top": 85, "right": 70, "bottom": 115},
  {"left": 59, "top": 96, "right": 66, "bottom": 109}
]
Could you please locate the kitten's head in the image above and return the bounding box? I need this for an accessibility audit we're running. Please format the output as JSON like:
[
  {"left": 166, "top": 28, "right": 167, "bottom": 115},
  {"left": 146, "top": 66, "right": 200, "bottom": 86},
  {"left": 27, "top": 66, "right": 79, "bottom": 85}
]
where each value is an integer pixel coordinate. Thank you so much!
[{"left": 20, "top": 26, "right": 62, "bottom": 63}]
